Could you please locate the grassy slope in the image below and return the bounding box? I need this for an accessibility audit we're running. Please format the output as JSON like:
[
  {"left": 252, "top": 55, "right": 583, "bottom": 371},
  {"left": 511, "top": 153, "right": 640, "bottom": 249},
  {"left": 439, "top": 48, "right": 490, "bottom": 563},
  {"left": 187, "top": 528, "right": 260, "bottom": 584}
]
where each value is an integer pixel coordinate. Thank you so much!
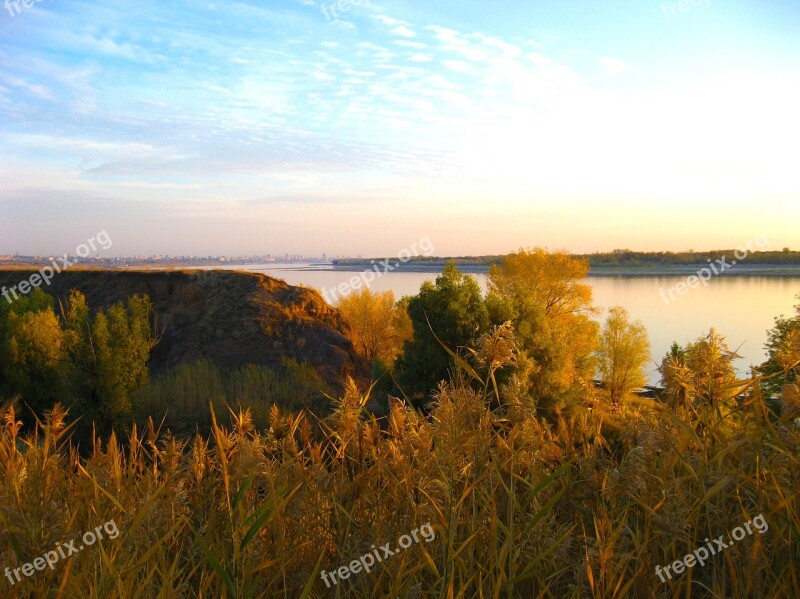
[{"left": 0, "top": 379, "right": 797, "bottom": 598}]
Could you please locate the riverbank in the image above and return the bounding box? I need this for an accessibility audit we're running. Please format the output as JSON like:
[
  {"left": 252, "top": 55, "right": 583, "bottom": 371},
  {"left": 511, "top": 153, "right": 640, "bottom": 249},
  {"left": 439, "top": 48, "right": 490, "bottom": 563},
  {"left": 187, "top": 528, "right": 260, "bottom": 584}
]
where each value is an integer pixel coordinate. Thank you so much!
[{"left": 329, "top": 262, "right": 800, "bottom": 277}]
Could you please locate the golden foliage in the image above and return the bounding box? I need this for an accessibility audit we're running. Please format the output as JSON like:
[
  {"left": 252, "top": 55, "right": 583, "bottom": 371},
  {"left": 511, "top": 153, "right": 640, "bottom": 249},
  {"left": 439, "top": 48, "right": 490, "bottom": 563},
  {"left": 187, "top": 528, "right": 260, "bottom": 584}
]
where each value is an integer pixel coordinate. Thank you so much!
[
  {"left": 595, "top": 306, "right": 651, "bottom": 410},
  {"left": 488, "top": 248, "right": 600, "bottom": 406},
  {"left": 0, "top": 370, "right": 798, "bottom": 598},
  {"left": 336, "top": 288, "right": 412, "bottom": 363}
]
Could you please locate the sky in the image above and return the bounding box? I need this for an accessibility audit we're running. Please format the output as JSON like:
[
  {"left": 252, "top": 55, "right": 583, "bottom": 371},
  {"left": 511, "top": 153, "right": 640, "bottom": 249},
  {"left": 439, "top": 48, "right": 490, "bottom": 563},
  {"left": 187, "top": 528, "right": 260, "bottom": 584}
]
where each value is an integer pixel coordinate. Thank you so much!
[{"left": 1, "top": 0, "right": 799, "bottom": 257}]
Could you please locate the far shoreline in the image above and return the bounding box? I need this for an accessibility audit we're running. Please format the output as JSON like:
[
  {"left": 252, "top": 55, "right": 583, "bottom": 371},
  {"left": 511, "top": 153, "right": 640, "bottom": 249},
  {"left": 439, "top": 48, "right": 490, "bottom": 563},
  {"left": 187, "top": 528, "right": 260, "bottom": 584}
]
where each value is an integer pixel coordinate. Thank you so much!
[
  {"left": 4, "top": 262, "right": 800, "bottom": 278},
  {"left": 326, "top": 263, "right": 800, "bottom": 278}
]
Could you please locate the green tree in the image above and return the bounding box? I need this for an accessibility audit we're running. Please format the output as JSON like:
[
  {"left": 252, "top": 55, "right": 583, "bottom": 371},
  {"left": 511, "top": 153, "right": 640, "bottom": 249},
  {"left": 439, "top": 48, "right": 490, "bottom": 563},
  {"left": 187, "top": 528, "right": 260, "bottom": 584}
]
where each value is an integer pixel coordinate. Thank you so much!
[
  {"left": 487, "top": 248, "right": 599, "bottom": 413},
  {"left": 396, "top": 263, "right": 488, "bottom": 404},
  {"left": 0, "top": 288, "right": 66, "bottom": 412},
  {"left": 658, "top": 342, "right": 688, "bottom": 410},
  {"left": 595, "top": 306, "right": 650, "bottom": 412},
  {"left": 63, "top": 291, "right": 157, "bottom": 435},
  {"left": 758, "top": 297, "right": 800, "bottom": 397}
]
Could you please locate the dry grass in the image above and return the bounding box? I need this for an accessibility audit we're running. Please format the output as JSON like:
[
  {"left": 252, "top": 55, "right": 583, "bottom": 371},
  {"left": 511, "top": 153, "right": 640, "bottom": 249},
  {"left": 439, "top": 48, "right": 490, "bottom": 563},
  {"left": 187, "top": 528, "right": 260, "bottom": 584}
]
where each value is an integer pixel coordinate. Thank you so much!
[
  {"left": 132, "top": 359, "right": 330, "bottom": 436},
  {"left": 0, "top": 374, "right": 797, "bottom": 598}
]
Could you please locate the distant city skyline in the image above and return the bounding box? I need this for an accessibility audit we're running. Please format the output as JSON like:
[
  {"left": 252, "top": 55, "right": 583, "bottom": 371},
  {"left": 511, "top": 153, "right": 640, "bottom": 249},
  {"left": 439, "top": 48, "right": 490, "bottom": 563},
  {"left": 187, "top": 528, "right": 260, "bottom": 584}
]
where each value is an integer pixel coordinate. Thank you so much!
[
  {"left": 3, "top": 246, "right": 797, "bottom": 264},
  {"left": 2, "top": 0, "right": 799, "bottom": 256}
]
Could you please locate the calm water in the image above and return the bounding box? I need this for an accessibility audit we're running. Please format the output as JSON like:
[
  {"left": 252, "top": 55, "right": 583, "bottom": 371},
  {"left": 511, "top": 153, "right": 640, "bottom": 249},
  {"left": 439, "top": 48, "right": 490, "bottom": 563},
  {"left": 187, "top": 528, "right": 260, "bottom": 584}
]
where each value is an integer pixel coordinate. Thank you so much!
[{"left": 207, "top": 264, "right": 800, "bottom": 384}]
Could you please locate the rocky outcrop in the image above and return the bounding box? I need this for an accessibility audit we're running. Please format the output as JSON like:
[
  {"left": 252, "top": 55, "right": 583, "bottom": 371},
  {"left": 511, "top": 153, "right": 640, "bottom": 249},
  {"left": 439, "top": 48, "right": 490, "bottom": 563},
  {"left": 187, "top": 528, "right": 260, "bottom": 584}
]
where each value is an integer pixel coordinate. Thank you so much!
[{"left": 0, "top": 269, "right": 366, "bottom": 388}]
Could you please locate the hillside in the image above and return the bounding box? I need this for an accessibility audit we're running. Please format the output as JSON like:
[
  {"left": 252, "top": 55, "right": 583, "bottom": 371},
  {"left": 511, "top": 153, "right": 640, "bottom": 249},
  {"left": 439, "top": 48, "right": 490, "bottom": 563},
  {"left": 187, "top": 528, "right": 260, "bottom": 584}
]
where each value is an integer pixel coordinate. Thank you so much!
[{"left": 0, "top": 269, "right": 366, "bottom": 388}]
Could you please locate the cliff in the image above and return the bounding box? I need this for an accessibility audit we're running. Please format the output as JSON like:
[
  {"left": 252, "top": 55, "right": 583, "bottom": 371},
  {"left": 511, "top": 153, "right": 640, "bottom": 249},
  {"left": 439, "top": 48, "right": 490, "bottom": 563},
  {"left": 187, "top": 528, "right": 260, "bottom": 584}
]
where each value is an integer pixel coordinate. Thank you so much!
[{"left": 0, "top": 268, "right": 366, "bottom": 388}]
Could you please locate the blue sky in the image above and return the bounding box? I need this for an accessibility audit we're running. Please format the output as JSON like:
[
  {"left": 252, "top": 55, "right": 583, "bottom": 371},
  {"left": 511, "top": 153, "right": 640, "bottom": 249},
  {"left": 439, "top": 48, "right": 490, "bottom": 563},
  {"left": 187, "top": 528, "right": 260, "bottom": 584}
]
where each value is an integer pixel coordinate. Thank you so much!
[{"left": 1, "top": 0, "right": 799, "bottom": 256}]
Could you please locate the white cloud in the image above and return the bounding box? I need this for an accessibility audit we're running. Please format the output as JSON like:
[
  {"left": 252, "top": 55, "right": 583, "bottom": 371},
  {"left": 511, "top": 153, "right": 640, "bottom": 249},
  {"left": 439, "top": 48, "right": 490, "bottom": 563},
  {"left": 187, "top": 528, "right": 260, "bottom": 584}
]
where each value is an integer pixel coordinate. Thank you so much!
[
  {"left": 391, "top": 26, "right": 417, "bottom": 38},
  {"left": 478, "top": 35, "right": 522, "bottom": 58},
  {"left": 442, "top": 59, "right": 470, "bottom": 72},
  {"left": 598, "top": 56, "right": 632, "bottom": 76},
  {"left": 394, "top": 40, "right": 427, "bottom": 49},
  {"left": 373, "top": 15, "right": 409, "bottom": 27}
]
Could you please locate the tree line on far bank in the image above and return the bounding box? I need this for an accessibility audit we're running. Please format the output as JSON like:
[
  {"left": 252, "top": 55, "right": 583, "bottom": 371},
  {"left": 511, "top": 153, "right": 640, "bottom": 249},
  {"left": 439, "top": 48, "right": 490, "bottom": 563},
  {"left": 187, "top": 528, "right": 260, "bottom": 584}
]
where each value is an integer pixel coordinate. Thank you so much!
[{"left": 333, "top": 246, "right": 800, "bottom": 270}]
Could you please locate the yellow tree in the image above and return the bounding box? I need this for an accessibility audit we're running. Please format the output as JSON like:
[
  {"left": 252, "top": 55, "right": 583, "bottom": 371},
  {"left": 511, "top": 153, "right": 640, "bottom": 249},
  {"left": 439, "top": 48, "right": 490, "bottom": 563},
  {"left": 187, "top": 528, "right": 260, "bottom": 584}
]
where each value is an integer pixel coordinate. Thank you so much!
[
  {"left": 336, "top": 289, "right": 412, "bottom": 363},
  {"left": 487, "top": 248, "right": 599, "bottom": 411},
  {"left": 595, "top": 306, "right": 650, "bottom": 411}
]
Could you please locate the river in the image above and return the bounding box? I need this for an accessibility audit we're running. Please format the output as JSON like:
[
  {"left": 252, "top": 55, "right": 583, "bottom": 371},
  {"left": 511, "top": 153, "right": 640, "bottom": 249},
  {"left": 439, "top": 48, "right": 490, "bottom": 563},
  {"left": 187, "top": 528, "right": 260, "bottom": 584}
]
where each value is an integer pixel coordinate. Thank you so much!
[{"left": 200, "top": 264, "right": 800, "bottom": 384}]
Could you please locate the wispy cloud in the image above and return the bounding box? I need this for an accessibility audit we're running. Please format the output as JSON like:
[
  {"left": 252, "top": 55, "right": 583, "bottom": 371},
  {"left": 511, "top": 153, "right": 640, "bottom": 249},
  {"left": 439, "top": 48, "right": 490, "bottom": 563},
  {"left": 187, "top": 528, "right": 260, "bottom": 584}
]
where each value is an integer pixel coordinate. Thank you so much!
[{"left": 1, "top": 0, "right": 798, "bottom": 255}]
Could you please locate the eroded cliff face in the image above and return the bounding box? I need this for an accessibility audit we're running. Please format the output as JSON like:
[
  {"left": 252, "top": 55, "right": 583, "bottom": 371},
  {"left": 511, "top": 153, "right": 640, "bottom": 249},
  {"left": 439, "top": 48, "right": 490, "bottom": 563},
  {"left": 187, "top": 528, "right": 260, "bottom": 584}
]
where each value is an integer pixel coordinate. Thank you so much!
[{"left": 0, "top": 269, "right": 366, "bottom": 388}]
